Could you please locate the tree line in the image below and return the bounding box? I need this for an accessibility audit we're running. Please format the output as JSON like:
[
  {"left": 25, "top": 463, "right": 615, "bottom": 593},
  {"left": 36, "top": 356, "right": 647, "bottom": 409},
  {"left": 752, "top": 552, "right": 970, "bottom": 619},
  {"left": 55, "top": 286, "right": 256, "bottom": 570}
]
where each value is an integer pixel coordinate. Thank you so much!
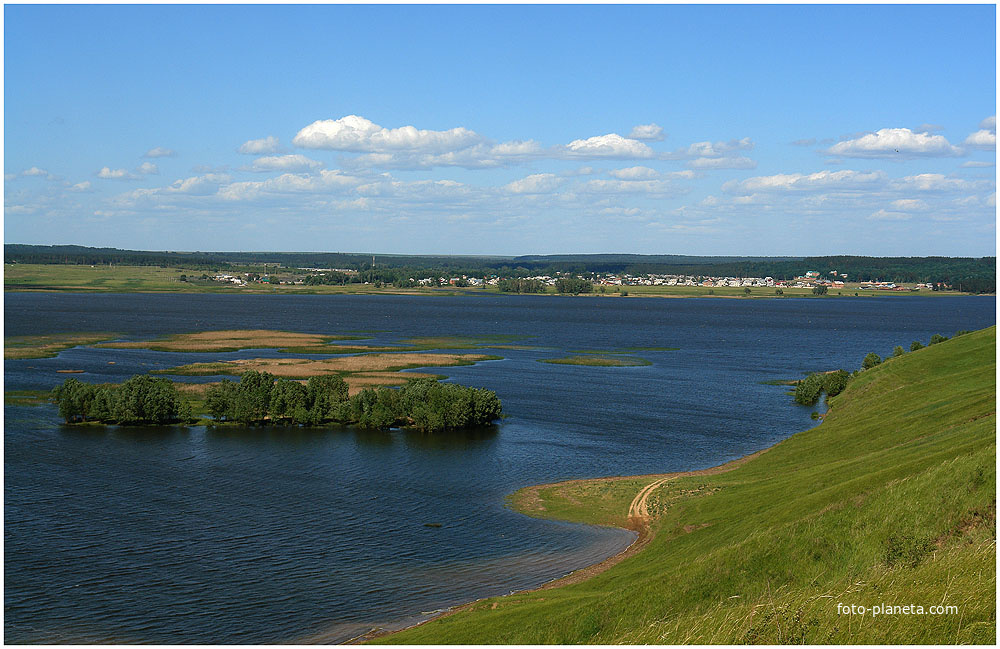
[
  {"left": 53, "top": 375, "right": 189, "bottom": 425},
  {"left": 206, "top": 372, "right": 502, "bottom": 431},
  {"left": 52, "top": 372, "right": 503, "bottom": 432},
  {"left": 8, "top": 245, "right": 993, "bottom": 292}
]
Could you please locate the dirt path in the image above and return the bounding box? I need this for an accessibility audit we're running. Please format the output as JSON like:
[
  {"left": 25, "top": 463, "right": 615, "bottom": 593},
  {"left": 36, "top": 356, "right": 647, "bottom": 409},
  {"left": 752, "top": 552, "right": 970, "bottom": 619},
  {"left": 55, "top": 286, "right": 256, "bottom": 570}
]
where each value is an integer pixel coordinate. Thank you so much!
[{"left": 347, "top": 447, "right": 771, "bottom": 644}]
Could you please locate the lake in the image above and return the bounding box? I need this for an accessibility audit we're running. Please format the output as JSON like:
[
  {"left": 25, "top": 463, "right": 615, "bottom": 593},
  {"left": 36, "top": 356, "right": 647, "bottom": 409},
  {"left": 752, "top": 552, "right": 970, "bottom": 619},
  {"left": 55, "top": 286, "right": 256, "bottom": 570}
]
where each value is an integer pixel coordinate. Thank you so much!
[{"left": 4, "top": 293, "right": 995, "bottom": 643}]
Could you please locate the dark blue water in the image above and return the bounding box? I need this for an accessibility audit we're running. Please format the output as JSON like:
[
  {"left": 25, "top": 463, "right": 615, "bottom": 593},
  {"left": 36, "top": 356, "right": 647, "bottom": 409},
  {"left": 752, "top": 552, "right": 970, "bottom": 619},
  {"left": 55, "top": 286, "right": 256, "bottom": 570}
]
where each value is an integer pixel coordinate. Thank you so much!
[{"left": 5, "top": 293, "right": 994, "bottom": 643}]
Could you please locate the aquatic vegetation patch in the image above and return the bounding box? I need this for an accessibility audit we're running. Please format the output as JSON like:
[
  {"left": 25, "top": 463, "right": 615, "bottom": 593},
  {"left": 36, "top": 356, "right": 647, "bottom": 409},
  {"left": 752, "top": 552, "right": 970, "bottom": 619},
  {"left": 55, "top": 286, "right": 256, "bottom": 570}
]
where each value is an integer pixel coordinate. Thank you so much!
[
  {"left": 4, "top": 332, "right": 119, "bottom": 359},
  {"left": 96, "top": 329, "right": 371, "bottom": 353},
  {"left": 155, "top": 352, "right": 503, "bottom": 378}
]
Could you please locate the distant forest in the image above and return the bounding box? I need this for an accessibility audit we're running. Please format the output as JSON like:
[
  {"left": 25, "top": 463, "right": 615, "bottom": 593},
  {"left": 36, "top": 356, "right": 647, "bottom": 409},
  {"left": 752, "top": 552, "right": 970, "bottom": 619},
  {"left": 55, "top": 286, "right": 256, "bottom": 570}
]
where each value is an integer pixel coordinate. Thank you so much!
[{"left": 5, "top": 244, "right": 996, "bottom": 293}]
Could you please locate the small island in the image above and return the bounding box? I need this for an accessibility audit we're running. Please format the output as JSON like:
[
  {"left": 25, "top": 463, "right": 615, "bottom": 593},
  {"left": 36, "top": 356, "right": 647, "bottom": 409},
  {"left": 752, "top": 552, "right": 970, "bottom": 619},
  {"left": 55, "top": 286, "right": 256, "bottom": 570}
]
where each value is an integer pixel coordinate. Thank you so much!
[{"left": 53, "top": 371, "right": 502, "bottom": 432}]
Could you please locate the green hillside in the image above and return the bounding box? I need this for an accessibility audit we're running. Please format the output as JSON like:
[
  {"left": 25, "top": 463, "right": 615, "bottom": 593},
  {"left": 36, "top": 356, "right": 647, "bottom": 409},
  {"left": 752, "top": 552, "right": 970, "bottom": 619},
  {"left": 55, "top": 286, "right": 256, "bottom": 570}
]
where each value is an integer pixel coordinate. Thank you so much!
[{"left": 379, "top": 327, "right": 996, "bottom": 644}]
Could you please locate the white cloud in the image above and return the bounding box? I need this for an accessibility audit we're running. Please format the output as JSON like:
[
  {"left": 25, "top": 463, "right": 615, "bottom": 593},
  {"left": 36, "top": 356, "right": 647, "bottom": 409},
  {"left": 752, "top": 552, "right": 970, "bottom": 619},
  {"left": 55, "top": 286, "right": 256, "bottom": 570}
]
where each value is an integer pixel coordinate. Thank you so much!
[
  {"left": 293, "top": 115, "right": 483, "bottom": 153},
  {"left": 219, "top": 170, "right": 362, "bottom": 201},
  {"left": 685, "top": 137, "right": 753, "bottom": 158},
  {"left": 238, "top": 136, "right": 282, "bottom": 155},
  {"left": 69, "top": 181, "right": 92, "bottom": 192},
  {"left": 723, "top": 169, "right": 887, "bottom": 194},
  {"left": 893, "top": 173, "right": 981, "bottom": 192},
  {"left": 581, "top": 179, "right": 686, "bottom": 195},
  {"left": 143, "top": 147, "right": 176, "bottom": 158},
  {"left": 890, "top": 198, "right": 929, "bottom": 211},
  {"left": 980, "top": 115, "right": 996, "bottom": 131},
  {"left": 97, "top": 167, "right": 138, "bottom": 180},
  {"left": 827, "top": 128, "right": 963, "bottom": 158},
  {"left": 22, "top": 166, "right": 52, "bottom": 177},
  {"left": 169, "top": 173, "right": 230, "bottom": 195},
  {"left": 688, "top": 156, "right": 756, "bottom": 170},
  {"left": 628, "top": 124, "right": 665, "bottom": 141},
  {"left": 137, "top": 162, "right": 159, "bottom": 175},
  {"left": 961, "top": 161, "right": 996, "bottom": 168},
  {"left": 504, "top": 173, "right": 564, "bottom": 194},
  {"left": 869, "top": 209, "right": 912, "bottom": 220},
  {"left": 608, "top": 166, "right": 659, "bottom": 180},
  {"left": 963, "top": 129, "right": 996, "bottom": 150},
  {"left": 249, "top": 154, "right": 324, "bottom": 172},
  {"left": 490, "top": 140, "right": 543, "bottom": 157},
  {"left": 563, "top": 133, "right": 655, "bottom": 159}
]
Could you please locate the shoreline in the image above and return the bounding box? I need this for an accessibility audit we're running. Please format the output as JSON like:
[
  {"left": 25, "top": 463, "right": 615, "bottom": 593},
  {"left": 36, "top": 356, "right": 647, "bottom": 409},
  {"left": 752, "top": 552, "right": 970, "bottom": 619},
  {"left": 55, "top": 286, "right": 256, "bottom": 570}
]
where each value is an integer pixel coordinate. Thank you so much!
[{"left": 349, "top": 446, "right": 772, "bottom": 644}]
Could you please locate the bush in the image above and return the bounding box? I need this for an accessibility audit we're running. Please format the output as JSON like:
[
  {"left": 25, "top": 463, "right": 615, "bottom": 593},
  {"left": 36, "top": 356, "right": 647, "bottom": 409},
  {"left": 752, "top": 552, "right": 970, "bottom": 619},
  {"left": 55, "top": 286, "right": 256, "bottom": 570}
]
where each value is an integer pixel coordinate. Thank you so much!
[
  {"left": 892, "top": 346, "right": 905, "bottom": 358},
  {"left": 861, "top": 352, "right": 882, "bottom": 370},
  {"left": 910, "top": 340, "right": 924, "bottom": 351},
  {"left": 812, "top": 285, "right": 828, "bottom": 295},
  {"left": 929, "top": 333, "right": 949, "bottom": 345},
  {"left": 822, "top": 370, "right": 850, "bottom": 397},
  {"left": 794, "top": 373, "right": 825, "bottom": 406}
]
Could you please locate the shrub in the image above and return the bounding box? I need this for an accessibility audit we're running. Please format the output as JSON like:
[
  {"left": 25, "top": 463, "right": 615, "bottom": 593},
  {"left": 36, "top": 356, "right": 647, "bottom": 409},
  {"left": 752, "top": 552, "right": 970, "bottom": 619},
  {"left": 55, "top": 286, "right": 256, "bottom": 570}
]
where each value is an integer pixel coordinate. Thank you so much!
[
  {"left": 892, "top": 346, "right": 905, "bottom": 358},
  {"left": 910, "top": 340, "right": 924, "bottom": 352},
  {"left": 929, "top": 333, "right": 949, "bottom": 345}
]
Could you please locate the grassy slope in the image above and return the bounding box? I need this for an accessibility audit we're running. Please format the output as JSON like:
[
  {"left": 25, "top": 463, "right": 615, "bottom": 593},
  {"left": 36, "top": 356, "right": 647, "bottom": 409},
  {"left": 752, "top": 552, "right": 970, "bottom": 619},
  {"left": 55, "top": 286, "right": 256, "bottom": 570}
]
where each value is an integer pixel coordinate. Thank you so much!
[{"left": 380, "top": 327, "right": 996, "bottom": 644}]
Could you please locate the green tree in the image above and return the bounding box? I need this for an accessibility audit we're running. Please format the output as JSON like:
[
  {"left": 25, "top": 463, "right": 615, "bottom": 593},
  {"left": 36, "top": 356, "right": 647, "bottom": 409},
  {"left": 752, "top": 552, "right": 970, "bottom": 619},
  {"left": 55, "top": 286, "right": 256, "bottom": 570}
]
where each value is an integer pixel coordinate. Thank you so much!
[
  {"left": 812, "top": 285, "right": 828, "bottom": 295},
  {"left": 929, "top": 333, "right": 949, "bottom": 345},
  {"left": 861, "top": 352, "right": 882, "bottom": 370},
  {"left": 910, "top": 340, "right": 925, "bottom": 351},
  {"left": 270, "top": 379, "right": 308, "bottom": 423},
  {"left": 892, "top": 346, "right": 905, "bottom": 358}
]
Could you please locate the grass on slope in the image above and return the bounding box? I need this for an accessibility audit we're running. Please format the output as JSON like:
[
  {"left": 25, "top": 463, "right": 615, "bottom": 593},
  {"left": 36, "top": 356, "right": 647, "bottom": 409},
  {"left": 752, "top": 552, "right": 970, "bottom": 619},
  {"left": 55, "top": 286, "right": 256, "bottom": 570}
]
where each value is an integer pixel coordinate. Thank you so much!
[{"left": 379, "top": 326, "right": 995, "bottom": 644}]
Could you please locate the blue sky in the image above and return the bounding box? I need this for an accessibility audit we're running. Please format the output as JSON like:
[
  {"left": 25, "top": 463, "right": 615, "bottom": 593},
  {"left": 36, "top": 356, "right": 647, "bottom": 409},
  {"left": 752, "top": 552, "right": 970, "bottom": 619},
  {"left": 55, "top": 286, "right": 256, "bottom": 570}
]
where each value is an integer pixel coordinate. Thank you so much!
[{"left": 4, "top": 4, "right": 996, "bottom": 256}]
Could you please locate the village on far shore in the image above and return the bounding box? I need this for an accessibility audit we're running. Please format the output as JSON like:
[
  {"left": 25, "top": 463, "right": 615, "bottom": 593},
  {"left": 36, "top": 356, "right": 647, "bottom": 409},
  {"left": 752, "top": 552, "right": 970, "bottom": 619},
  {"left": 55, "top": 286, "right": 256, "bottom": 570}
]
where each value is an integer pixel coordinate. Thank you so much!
[{"left": 207, "top": 267, "right": 946, "bottom": 292}]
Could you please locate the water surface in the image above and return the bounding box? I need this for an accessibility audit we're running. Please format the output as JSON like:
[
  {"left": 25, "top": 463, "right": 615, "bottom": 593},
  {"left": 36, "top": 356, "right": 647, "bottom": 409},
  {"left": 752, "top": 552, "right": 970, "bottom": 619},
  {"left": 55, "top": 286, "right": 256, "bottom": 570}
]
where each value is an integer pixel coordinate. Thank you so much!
[{"left": 5, "top": 293, "right": 994, "bottom": 642}]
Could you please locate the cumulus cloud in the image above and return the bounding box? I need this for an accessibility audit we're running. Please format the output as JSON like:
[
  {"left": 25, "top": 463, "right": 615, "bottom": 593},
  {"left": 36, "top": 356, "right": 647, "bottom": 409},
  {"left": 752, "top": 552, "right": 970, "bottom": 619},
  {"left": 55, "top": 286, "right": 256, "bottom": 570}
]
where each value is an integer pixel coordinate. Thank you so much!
[
  {"left": 827, "top": 128, "right": 963, "bottom": 158},
  {"left": 608, "top": 166, "right": 659, "bottom": 180},
  {"left": 723, "top": 169, "right": 886, "bottom": 194},
  {"left": 688, "top": 156, "right": 756, "bottom": 170},
  {"left": 143, "top": 147, "right": 176, "bottom": 158},
  {"left": 980, "top": 115, "right": 996, "bottom": 131},
  {"left": 504, "top": 173, "right": 565, "bottom": 194},
  {"left": 69, "top": 181, "right": 92, "bottom": 192},
  {"left": 563, "top": 133, "right": 655, "bottom": 159},
  {"left": 628, "top": 123, "right": 665, "bottom": 141},
  {"left": 137, "top": 162, "right": 159, "bottom": 175},
  {"left": 249, "top": 154, "right": 324, "bottom": 172},
  {"left": 97, "top": 167, "right": 139, "bottom": 180},
  {"left": 22, "top": 166, "right": 52, "bottom": 177},
  {"left": 293, "top": 115, "right": 483, "bottom": 153},
  {"left": 238, "top": 136, "right": 282, "bottom": 155},
  {"left": 963, "top": 129, "right": 996, "bottom": 150}
]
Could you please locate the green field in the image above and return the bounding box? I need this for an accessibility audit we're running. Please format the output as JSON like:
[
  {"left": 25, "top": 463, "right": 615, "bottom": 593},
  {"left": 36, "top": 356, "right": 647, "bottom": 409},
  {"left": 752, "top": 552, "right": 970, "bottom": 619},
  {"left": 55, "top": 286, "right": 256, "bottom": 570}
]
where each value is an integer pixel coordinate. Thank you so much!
[
  {"left": 4, "top": 264, "right": 973, "bottom": 298},
  {"left": 377, "top": 327, "right": 996, "bottom": 644}
]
